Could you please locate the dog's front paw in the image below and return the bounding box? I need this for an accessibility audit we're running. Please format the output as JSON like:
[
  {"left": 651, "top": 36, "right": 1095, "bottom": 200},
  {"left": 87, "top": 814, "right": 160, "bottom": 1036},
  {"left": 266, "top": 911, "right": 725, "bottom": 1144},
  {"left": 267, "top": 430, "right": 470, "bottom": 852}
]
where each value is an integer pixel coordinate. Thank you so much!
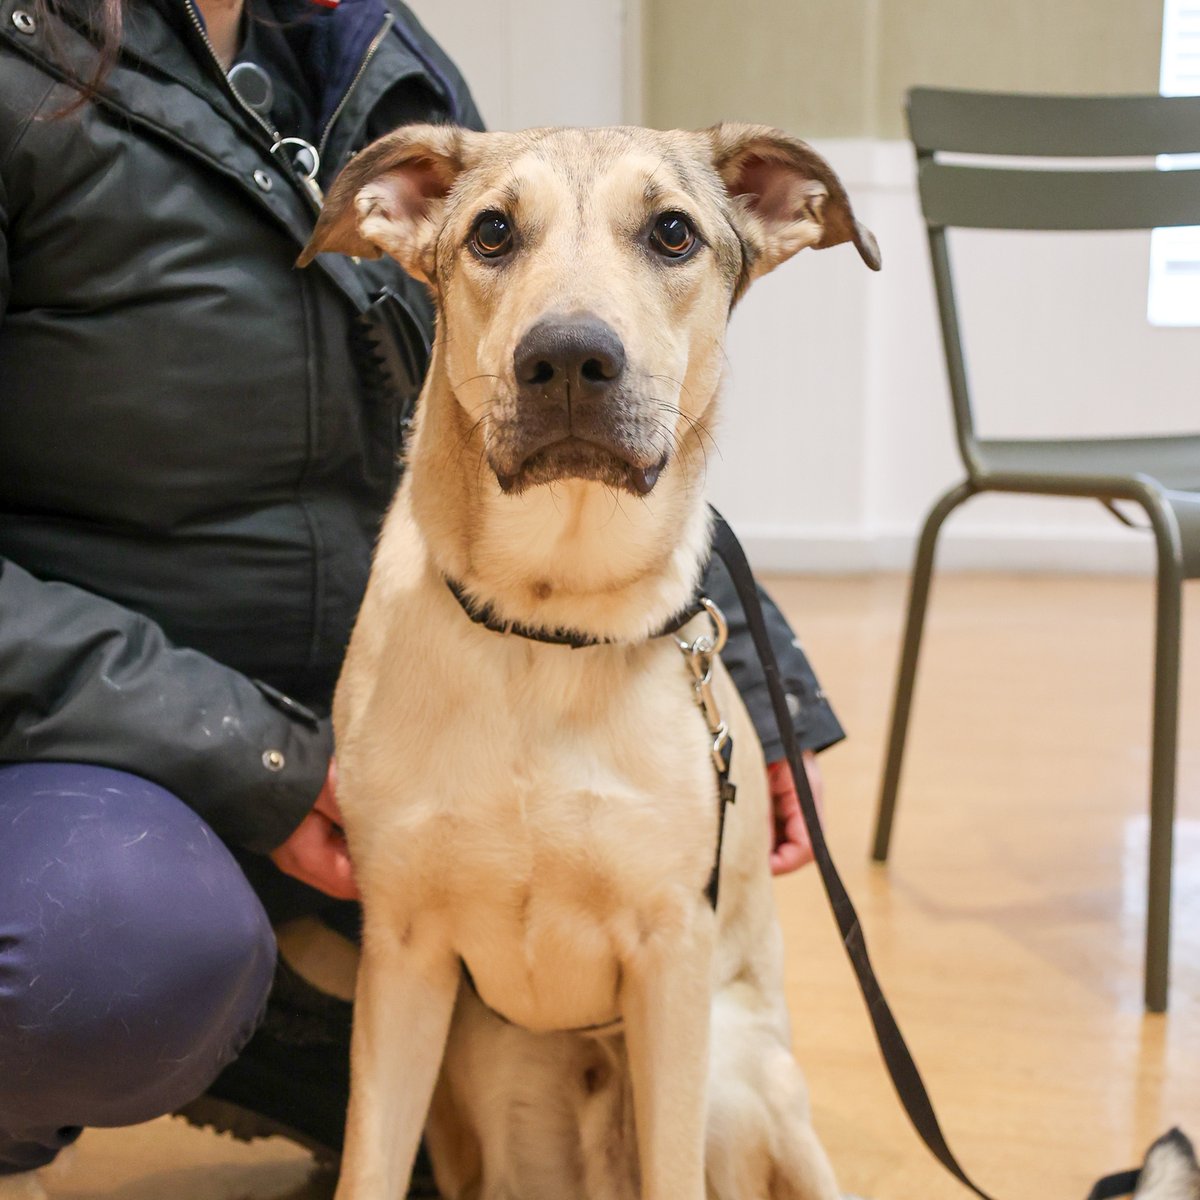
[{"left": 0, "top": 1172, "right": 49, "bottom": 1200}]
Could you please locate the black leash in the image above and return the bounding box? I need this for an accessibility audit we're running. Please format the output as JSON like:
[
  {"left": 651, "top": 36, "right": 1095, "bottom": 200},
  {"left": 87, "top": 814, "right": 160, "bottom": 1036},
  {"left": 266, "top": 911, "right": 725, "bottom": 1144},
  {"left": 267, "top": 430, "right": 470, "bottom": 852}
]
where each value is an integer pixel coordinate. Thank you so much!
[
  {"left": 708, "top": 507, "right": 1148, "bottom": 1200},
  {"left": 709, "top": 509, "right": 997, "bottom": 1200},
  {"left": 1086, "top": 1171, "right": 1142, "bottom": 1200}
]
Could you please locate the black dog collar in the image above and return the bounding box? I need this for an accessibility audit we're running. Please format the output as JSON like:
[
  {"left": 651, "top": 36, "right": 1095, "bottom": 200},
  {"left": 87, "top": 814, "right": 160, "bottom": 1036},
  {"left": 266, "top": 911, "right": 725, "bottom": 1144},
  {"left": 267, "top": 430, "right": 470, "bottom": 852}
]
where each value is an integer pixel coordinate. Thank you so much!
[{"left": 444, "top": 575, "right": 705, "bottom": 649}]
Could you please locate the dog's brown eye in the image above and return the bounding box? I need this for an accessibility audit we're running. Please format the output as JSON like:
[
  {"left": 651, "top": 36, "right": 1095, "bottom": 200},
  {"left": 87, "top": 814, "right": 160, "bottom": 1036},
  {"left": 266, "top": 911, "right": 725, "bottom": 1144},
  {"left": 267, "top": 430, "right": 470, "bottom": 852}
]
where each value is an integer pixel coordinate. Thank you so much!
[
  {"left": 649, "top": 212, "right": 696, "bottom": 258},
  {"left": 470, "top": 211, "right": 514, "bottom": 258}
]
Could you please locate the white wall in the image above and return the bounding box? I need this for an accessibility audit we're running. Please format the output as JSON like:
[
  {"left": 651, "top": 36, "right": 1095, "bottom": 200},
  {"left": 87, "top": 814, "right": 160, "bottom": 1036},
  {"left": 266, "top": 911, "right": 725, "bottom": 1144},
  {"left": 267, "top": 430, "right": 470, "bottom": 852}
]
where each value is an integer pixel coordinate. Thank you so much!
[
  {"left": 402, "top": 6, "right": 1200, "bottom": 574},
  {"left": 712, "top": 141, "right": 1200, "bottom": 573},
  {"left": 406, "top": 0, "right": 631, "bottom": 130}
]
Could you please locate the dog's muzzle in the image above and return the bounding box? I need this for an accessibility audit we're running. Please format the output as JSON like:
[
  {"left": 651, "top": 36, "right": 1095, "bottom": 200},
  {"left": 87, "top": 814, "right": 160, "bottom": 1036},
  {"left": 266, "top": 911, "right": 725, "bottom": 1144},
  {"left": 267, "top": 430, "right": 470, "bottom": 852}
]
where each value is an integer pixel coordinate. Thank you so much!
[{"left": 488, "top": 313, "right": 670, "bottom": 495}]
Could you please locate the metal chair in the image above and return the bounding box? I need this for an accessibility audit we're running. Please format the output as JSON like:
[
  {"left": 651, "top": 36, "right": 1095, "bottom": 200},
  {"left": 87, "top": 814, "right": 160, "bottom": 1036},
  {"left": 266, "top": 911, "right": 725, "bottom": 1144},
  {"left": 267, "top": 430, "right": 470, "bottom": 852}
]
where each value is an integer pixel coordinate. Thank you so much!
[{"left": 871, "top": 88, "right": 1200, "bottom": 1013}]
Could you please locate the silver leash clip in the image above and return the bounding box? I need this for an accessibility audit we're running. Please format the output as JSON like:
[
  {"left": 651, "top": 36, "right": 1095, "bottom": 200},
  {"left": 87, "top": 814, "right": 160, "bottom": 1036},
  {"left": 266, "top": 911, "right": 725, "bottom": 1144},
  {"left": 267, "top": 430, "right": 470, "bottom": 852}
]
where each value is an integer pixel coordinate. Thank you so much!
[{"left": 676, "top": 597, "right": 733, "bottom": 776}]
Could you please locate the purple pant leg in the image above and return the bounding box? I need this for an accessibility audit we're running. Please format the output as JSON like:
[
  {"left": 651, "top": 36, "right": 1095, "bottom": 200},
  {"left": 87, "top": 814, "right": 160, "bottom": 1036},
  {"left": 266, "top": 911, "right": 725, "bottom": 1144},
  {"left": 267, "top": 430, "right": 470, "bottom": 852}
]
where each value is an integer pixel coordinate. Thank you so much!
[{"left": 0, "top": 763, "right": 276, "bottom": 1174}]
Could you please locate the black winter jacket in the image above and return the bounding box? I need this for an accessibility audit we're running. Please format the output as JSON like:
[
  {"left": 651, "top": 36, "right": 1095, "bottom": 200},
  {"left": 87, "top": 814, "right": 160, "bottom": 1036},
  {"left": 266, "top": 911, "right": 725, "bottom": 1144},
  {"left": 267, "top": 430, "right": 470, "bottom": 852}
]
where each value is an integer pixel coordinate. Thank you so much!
[{"left": 0, "top": 0, "right": 841, "bottom": 855}]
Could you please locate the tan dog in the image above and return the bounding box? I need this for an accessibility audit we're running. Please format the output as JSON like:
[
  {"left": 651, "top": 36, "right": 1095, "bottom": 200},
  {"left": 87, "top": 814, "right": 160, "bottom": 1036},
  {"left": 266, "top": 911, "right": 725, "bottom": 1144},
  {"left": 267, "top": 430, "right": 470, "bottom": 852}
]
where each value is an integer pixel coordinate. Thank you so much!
[{"left": 300, "top": 123, "right": 879, "bottom": 1200}]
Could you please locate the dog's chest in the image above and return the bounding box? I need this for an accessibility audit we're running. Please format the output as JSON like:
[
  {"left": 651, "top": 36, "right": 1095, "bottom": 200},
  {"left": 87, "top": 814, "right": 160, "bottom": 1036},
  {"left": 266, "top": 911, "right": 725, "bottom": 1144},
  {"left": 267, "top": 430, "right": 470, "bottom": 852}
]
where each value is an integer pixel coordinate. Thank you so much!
[{"left": 350, "top": 623, "right": 720, "bottom": 1033}]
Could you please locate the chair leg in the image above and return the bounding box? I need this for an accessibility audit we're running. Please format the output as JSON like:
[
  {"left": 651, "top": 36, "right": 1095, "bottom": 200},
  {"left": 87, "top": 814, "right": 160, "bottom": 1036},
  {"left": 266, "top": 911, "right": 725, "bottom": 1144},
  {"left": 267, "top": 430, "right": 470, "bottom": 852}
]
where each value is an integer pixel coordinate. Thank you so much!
[
  {"left": 1144, "top": 504, "right": 1185, "bottom": 1013},
  {"left": 872, "top": 482, "right": 975, "bottom": 863}
]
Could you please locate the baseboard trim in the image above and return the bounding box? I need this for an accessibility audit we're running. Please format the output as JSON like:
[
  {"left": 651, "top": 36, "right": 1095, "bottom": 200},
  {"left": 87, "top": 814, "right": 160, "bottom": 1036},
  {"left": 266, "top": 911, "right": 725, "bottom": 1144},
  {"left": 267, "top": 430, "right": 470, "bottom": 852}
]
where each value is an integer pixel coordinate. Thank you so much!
[{"left": 736, "top": 526, "right": 1157, "bottom": 575}]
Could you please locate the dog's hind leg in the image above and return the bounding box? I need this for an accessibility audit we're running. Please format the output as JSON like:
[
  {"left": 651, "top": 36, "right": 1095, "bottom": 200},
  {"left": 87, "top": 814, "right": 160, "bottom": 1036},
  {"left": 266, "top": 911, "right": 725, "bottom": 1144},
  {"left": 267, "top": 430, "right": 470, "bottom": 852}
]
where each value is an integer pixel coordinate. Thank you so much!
[
  {"left": 704, "top": 992, "right": 838, "bottom": 1200},
  {"left": 335, "top": 916, "right": 459, "bottom": 1200},
  {"left": 577, "top": 1037, "right": 640, "bottom": 1200},
  {"left": 424, "top": 1069, "right": 483, "bottom": 1200},
  {"left": 432, "top": 987, "right": 611, "bottom": 1200}
]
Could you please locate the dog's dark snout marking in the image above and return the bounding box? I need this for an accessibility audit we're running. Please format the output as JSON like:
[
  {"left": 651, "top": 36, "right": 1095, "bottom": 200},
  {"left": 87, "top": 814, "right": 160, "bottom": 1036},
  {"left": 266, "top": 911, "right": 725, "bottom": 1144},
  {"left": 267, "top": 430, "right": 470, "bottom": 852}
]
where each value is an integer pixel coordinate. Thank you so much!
[{"left": 514, "top": 315, "right": 627, "bottom": 401}]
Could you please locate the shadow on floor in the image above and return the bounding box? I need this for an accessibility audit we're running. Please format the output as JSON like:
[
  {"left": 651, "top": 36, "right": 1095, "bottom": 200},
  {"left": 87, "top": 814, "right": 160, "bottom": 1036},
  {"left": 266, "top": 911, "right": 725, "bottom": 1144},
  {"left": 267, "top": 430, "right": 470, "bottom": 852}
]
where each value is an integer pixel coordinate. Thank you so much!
[{"left": 60, "top": 1161, "right": 337, "bottom": 1200}]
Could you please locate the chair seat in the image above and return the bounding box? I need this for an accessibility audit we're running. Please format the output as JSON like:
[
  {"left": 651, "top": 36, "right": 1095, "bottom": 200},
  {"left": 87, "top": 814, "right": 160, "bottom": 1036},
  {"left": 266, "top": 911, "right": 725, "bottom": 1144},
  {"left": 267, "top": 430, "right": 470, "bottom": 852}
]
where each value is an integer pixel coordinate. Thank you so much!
[
  {"left": 976, "top": 433, "right": 1200, "bottom": 490},
  {"left": 975, "top": 434, "right": 1200, "bottom": 577}
]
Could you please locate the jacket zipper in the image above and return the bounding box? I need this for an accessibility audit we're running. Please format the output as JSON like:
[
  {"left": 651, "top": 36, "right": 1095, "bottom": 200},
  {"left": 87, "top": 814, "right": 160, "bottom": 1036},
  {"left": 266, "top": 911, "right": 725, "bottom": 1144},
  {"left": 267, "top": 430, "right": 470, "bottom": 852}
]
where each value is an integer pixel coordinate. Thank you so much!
[
  {"left": 316, "top": 13, "right": 394, "bottom": 165},
  {"left": 181, "top": 0, "right": 278, "bottom": 145},
  {"left": 180, "top": 0, "right": 324, "bottom": 209}
]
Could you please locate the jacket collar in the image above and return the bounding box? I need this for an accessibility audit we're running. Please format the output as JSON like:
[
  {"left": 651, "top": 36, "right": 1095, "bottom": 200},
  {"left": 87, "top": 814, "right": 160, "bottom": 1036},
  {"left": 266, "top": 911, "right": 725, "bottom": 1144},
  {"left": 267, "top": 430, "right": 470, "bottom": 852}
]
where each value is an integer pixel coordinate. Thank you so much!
[
  {"left": 53, "top": 0, "right": 411, "bottom": 134},
  {"left": 0, "top": 0, "right": 434, "bottom": 309}
]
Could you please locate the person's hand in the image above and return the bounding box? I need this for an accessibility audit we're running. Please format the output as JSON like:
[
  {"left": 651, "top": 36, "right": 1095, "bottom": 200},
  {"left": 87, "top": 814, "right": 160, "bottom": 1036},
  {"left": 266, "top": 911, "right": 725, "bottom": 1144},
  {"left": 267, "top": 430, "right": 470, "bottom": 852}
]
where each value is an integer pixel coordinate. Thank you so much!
[
  {"left": 269, "top": 759, "right": 359, "bottom": 900},
  {"left": 767, "top": 752, "right": 824, "bottom": 875}
]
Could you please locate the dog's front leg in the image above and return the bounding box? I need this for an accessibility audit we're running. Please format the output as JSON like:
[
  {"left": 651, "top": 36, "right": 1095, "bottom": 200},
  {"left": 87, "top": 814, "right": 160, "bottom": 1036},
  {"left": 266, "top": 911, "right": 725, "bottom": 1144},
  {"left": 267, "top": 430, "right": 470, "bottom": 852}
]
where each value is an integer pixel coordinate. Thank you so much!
[
  {"left": 336, "top": 915, "right": 459, "bottom": 1200},
  {"left": 621, "top": 910, "right": 716, "bottom": 1200}
]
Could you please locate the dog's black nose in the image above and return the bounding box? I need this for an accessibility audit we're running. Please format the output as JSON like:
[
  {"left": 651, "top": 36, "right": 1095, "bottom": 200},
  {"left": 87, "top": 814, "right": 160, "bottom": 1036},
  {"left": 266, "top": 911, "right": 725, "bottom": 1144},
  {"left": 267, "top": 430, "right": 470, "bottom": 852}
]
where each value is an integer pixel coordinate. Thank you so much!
[{"left": 514, "top": 315, "right": 626, "bottom": 401}]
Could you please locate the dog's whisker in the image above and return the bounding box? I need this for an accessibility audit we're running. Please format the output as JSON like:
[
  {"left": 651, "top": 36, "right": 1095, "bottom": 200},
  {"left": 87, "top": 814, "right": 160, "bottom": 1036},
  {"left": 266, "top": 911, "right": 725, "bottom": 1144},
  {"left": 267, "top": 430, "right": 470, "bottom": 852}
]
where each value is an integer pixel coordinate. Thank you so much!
[
  {"left": 681, "top": 421, "right": 712, "bottom": 481},
  {"left": 648, "top": 372, "right": 695, "bottom": 402},
  {"left": 447, "top": 405, "right": 499, "bottom": 474},
  {"left": 647, "top": 398, "right": 720, "bottom": 459},
  {"left": 651, "top": 386, "right": 720, "bottom": 482},
  {"left": 472, "top": 436, "right": 496, "bottom": 477},
  {"left": 635, "top": 412, "right": 697, "bottom": 491},
  {"left": 441, "top": 387, "right": 509, "bottom": 476},
  {"left": 455, "top": 410, "right": 491, "bottom": 454},
  {"left": 640, "top": 399, "right": 717, "bottom": 489},
  {"left": 451, "top": 373, "right": 506, "bottom": 391},
  {"left": 596, "top": 485, "right": 627, "bottom": 529},
  {"left": 644, "top": 394, "right": 720, "bottom": 451},
  {"left": 470, "top": 422, "right": 502, "bottom": 476}
]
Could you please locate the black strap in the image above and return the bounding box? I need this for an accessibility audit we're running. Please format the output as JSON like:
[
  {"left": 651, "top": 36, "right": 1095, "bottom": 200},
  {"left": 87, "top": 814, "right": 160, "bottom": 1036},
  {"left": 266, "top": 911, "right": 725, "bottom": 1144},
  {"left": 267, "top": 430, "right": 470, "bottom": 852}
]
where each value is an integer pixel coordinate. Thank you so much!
[
  {"left": 709, "top": 508, "right": 1000, "bottom": 1200},
  {"left": 1086, "top": 1171, "right": 1141, "bottom": 1200},
  {"left": 704, "top": 736, "right": 737, "bottom": 910}
]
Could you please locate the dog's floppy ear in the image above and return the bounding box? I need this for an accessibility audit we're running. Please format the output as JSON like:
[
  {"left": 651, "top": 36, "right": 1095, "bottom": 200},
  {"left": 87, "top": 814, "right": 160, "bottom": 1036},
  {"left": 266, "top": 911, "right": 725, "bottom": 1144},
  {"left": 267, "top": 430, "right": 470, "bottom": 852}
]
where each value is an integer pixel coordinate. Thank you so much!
[
  {"left": 708, "top": 123, "right": 881, "bottom": 284},
  {"left": 297, "top": 124, "right": 473, "bottom": 283}
]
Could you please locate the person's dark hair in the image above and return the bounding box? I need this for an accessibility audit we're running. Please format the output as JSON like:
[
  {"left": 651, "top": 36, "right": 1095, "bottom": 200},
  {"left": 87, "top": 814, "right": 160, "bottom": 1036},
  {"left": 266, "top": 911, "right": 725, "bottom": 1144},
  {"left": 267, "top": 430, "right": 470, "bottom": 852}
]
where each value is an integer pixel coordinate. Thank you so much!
[{"left": 32, "top": 0, "right": 124, "bottom": 117}]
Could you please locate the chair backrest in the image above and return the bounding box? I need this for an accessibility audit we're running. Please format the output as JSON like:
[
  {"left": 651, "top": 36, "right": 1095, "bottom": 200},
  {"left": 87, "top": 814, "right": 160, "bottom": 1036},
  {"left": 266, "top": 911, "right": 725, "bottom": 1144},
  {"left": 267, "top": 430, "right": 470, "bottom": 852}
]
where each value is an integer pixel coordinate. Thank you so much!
[
  {"left": 906, "top": 88, "right": 1200, "bottom": 466},
  {"left": 910, "top": 89, "right": 1200, "bottom": 231}
]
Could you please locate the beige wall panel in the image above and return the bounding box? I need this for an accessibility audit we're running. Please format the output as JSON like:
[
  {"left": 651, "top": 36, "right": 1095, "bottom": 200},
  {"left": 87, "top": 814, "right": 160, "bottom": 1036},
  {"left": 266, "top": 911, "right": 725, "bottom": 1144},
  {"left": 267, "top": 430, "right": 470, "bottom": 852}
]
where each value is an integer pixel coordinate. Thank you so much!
[
  {"left": 644, "top": 0, "right": 1162, "bottom": 139},
  {"left": 874, "top": 0, "right": 1163, "bottom": 137},
  {"left": 643, "top": 0, "right": 873, "bottom": 137}
]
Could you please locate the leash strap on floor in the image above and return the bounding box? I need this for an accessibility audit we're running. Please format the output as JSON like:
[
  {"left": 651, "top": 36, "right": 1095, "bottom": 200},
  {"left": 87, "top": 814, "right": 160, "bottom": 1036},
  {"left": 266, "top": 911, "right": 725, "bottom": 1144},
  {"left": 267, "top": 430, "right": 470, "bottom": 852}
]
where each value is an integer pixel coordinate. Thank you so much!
[
  {"left": 1086, "top": 1171, "right": 1142, "bottom": 1200},
  {"left": 711, "top": 508, "right": 1001, "bottom": 1200},
  {"left": 709, "top": 507, "right": 1150, "bottom": 1200}
]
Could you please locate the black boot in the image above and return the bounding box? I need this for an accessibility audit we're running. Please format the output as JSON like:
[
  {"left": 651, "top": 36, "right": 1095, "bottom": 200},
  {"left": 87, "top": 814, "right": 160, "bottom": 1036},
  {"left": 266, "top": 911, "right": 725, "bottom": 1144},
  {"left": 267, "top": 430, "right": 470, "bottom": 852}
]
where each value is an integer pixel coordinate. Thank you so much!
[{"left": 174, "top": 957, "right": 439, "bottom": 1197}]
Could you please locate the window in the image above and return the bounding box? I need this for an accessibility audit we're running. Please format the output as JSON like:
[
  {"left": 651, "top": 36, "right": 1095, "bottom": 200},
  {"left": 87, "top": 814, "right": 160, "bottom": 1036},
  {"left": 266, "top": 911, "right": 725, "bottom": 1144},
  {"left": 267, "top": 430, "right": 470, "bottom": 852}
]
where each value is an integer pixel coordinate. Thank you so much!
[{"left": 1147, "top": 0, "right": 1200, "bottom": 327}]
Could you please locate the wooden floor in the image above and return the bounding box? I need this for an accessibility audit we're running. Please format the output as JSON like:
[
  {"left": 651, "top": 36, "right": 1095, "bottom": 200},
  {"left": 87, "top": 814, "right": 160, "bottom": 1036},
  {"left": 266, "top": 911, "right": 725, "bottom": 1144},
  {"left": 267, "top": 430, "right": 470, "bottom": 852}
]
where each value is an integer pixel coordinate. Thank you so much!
[{"left": 46, "top": 573, "right": 1199, "bottom": 1200}]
